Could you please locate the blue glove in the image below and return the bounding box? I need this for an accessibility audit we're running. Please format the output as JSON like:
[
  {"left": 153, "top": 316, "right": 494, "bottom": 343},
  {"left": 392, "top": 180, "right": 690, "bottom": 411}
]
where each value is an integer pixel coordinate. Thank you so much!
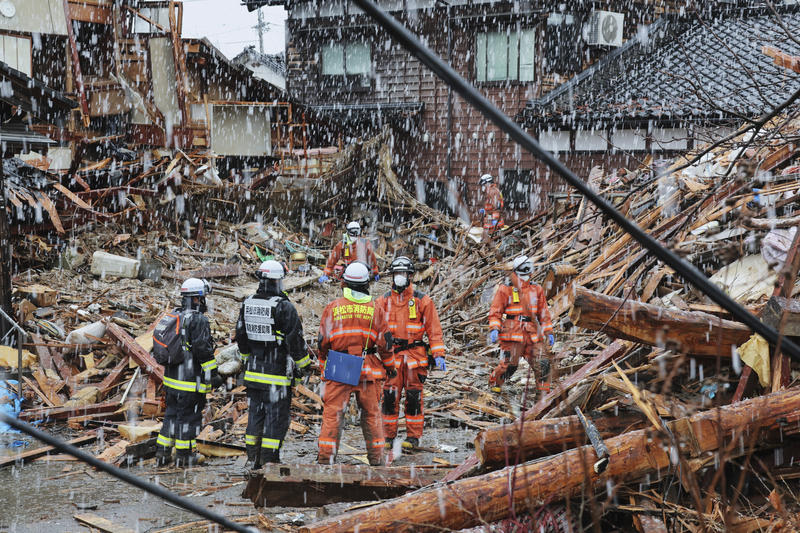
[
  {"left": 547, "top": 334, "right": 555, "bottom": 346},
  {"left": 489, "top": 330, "right": 499, "bottom": 344},
  {"left": 478, "top": 208, "right": 485, "bottom": 216},
  {"left": 318, "top": 275, "right": 329, "bottom": 283},
  {"left": 374, "top": 274, "right": 380, "bottom": 282},
  {"left": 434, "top": 356, "right": 446, "bottom": 372}
]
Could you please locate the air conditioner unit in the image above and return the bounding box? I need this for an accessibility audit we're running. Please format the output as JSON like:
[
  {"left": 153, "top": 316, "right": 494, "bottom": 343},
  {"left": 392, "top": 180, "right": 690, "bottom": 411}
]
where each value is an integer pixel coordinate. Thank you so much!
[{"left": 585, "top": 10, "right": 624, "bottom": 47}]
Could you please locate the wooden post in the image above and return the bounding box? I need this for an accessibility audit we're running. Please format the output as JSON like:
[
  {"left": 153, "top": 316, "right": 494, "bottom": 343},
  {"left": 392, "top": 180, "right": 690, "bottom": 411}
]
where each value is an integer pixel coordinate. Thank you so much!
[
  {"left": 301, "top": 387, "right": 800, "bottom": 533},
  {"left": 62, "top": 0, "right": 90, "bottom": 127},
  {"left": 0, "top": 157, "right": 11, "bottom": 342}
]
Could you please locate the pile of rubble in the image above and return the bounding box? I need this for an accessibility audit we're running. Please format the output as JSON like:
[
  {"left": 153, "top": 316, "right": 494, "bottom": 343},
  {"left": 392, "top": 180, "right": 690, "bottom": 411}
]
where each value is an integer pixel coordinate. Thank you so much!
[{"left": 3, "top": 113, "right": 800, "bottom": 532}]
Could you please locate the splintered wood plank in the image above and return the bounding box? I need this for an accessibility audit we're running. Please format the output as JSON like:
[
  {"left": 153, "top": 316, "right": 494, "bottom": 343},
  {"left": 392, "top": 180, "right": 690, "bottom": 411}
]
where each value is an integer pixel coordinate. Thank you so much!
[
  {"left": 0, "top": 433, "right": 97, "bottom": 468},
  {"left": 105, "top": 322, "right": 163, "bottom": 383},
  {"left": 244, "top": 463, "right": 450, "bottom": 508},
  {"left": 74, "top": 513, "right": 135, "bottom": 533}
]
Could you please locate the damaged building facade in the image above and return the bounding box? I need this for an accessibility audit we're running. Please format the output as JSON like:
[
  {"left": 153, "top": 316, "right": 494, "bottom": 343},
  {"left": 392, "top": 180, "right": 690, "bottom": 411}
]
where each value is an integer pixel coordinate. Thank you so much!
[
  {"left": 1, "top": 0, "right": 288, "bottom": 175},
  {"left": 263, "top": 0, "right": 800, "bottom": 219}
]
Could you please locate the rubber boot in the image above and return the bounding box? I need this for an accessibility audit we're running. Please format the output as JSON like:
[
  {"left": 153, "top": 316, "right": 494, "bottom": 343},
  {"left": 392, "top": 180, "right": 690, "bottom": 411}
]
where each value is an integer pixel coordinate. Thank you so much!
[
  {"left": 155, "top": 447, "right": 173, "bottom": 467},
  {"left": 243, "top": 444, "right": 262, "bottom": 473},
  {"left": 260, "top": 448, "right": 280, "bottom": 465},
  {"left": 175, "top": 451, "right": 205, "bottom": 467}
]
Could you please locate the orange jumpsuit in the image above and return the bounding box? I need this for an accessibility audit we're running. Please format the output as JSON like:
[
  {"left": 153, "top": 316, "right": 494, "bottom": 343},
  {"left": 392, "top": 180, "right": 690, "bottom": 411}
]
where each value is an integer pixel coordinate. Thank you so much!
[
  {"left": 376, "top": 285, "right": 445, "bottom": 440},
  {"left": 488, "top": 273, "right": 554, "bottom": 389},
  {"left": 317, "top": 288, "right": 394, "bottom": 465},
  {"left": 482, "top": 183, "right": 504, "bottom": 235},
  {"left": 323, "top": 237, "right": 379, "bottom": 277}
]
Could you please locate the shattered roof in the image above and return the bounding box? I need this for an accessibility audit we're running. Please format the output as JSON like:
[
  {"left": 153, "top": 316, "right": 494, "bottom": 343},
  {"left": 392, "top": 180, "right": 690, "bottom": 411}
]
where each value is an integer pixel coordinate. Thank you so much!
[
  {"left": 0, "top": 61, "right": 76, "bottom": 121},
  {"left": 520, "top": 8, "right": 800, "bottom": 127}
]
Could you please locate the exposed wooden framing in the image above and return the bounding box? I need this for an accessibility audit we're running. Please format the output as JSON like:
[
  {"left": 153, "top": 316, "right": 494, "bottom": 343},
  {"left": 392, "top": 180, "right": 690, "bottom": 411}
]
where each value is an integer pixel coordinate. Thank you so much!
[
  {"left": 67, "top": 1, "right": 112, "bottom": 24},
  {"left": 763, "top": 45, "right": 800, "bottom": 74},
  {"left": 62, "top": 0, "right": 91, "bottom": 127},
  {"left": 123, "top": 5, "right": 168, "bottom": 34},
  {"left": 168, "top": 1, "right": 189, "bottom": 128}
]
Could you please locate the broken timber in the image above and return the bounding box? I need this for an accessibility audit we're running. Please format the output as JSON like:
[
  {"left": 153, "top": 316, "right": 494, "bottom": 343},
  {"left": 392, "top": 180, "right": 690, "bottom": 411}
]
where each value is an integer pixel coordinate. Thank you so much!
[
  {"left": 569, "top": 286, "right": 752, "bottom": 357},
  {"left": 301, "top": 386, "right": 800, "bottom": 533},
  {"left": 104, "top": 321, "right": 164, "bottom": 383},
  {"left": 474, "top": 411, "right": 644, "bottom": 468},
  {"left": 243, "top": 463, "right": 450, "bottom": 507}
]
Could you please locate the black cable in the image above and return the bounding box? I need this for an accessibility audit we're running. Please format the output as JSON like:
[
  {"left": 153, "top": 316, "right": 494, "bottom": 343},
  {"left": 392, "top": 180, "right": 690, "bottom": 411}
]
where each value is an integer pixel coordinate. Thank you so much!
[
  {"left": 0, "top": 412, "right": 254, "bottom": 533},
  {"left": 353, "top": 0, "right": 800, "bottom": 362}
]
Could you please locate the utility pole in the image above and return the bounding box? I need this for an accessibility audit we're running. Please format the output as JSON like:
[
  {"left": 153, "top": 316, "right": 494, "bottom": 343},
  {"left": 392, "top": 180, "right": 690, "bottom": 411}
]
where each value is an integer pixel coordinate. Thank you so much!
[{"left": 254, "top": 8, "right": 267, "bottom": 54}]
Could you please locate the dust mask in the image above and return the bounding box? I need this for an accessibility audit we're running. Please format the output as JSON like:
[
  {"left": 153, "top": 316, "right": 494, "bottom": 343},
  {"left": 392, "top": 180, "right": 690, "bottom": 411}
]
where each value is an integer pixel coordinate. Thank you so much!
[
  {"left": 393, "top": 274, "right": 408, "bottom": 289},
  {"left": 518, "top": 274, "right": 530, "bottom": 282}
]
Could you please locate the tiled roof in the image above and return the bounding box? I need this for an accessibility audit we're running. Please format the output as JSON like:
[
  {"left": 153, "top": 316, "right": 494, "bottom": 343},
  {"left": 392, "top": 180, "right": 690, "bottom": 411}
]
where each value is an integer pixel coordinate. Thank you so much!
[{"left": 520, "top": 8, "right": 800, "bottom": 126}]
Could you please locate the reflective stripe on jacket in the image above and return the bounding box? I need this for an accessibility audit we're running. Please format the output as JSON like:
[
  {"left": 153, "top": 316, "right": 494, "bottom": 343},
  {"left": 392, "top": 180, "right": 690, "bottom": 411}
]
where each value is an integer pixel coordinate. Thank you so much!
[
  {"left": 488, "top": 273, "right": 553, "bottom": 344},
  {"left": 318, "top": 288, "right": 392, "bottom": 381},
  {"left": 376, "top": 285, "right": 445, "bottom": 366},
  {"left": 323, "top": 237, "right": 379, "bottom": 276}
]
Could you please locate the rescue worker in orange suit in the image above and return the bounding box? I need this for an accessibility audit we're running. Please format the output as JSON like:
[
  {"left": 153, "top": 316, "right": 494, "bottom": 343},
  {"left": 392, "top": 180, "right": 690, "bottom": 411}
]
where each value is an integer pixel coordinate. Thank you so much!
[
  {"left": 319, "top": 221, "right": 380, "bottom": 283},
  {"left": 488, "top": 256, "right": 555, "bottom": 393},
  {"left": 317, "top": 261, "right": 395, "bottom": 465},
  {"left": 377, "top": 256, "right": 446, "bottom": 449},
  {"left": 479, "top": 174, "right": 504, "bottom": 240}
]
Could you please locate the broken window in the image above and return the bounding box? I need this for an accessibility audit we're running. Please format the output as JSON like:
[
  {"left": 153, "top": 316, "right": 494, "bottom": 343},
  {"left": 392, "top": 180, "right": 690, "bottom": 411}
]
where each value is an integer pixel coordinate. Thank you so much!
[
  {"left": 0, "top": 34, "right": 32, "bottom": 77},
  {"left": 500, "top": 169, "right": 532, "bottom": 210},
  {"left": 322, "top": 41, "right": 371, "bottom": 76},
  {"left": 476, "top": 28, "right": 535, "bottom": 82}
]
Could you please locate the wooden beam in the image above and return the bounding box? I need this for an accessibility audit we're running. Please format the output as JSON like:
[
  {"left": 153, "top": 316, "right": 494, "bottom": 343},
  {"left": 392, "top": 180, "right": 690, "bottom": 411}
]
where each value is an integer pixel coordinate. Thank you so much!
[
  {"left": 570, "top": 286, "right": 751, "bottom": 357},
  {"left": 475, "top": 411, "right": 645, "bottom": 468},
  {"left": 301, "top": 387, "right": 800, "bottom": 533},
  {"left": 443, "top": 340, "right": 628, "bottom": 483},
  {"left": 763, "top": 45, "right": 800, "bottom": 74},
  {"left": 0, "top": 432, "right": 96, "bottom": 468},
  {"left": 67, "top": 1, "right": 112, "bottom": 24},
  {"left": 104, "top": 322, "right": 164, "bottom": 383},
  {"left": 19, "top": 401, "right": 122, "bottom": 422},
  {"left": 244, "top": 463, "right": 450, "bottom": 508}
]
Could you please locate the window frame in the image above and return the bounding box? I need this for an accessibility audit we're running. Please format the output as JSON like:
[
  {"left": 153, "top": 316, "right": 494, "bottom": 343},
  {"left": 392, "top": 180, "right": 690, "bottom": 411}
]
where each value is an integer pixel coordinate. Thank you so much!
[
  {"left": 0, "top": 33, "right": 32, "bottom": 77},
  {"left": 320, "top": 39, "right": 373, "bottom": 90},
  {"left": 475, "top": 23, "right": 537, "bottom": 85}
]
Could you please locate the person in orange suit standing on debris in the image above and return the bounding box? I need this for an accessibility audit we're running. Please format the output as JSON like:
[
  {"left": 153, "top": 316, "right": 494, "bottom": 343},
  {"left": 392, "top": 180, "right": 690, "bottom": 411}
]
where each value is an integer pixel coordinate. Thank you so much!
[
  {"left": 488, "top": 256, "right": 555, "bottom": 393},
  {"left": 479, "top": 174, "right": 504, "bottom": 241},
  {"left": 377, "top": 256, "right": 446, "bottom": 449},
  {"left": 319, "top": 221, "right": 380, "bottom": 283},
  {"left": 317, "top": 261, "right": 395, "bottom": 466}
]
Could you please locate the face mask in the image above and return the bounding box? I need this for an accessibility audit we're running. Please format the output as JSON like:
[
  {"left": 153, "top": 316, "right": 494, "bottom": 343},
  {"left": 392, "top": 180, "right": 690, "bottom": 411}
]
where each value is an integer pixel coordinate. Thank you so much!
[
  {"left": 517, "top": 274, "right": 530, "bottom": 282},
  {"left": 393, "top": 274, "right": 408, "bottom": 288}
]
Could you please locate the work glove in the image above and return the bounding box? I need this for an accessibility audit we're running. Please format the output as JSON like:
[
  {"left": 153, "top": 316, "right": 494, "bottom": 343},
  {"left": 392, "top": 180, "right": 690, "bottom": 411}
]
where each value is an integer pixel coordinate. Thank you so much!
[
  {"left": 210, "top": 371, "right": 224, "bottom": 390},
  {"left": 374, "top": 274, "right": 381, "bottom": 282},
  {"left": 384, "top": 365, "right": 397, "bottom": 379},
  {"left": 547, "top": 334, "right": 555, "bottom": 346},
  {"left": 434, "top": 357, "right": 446, "bottom": 372},
  {"left": 295, "top": 363, "right": 313, "bottom": 378},
  {"left": 478, "top": 208, "right": 485, "bottom": 216},
  {"left": 489, "top": 329, "right": 499, "bottom": 344},
  {"left": 318, "top": 275, "right": 329, "bottom": 283}
]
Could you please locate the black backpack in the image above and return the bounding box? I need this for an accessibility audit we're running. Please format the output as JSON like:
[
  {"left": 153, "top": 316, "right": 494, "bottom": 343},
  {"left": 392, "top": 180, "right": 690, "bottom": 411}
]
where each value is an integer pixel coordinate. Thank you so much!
[{"left": 152, "top": 311, "right": 188, "bottom": 366}]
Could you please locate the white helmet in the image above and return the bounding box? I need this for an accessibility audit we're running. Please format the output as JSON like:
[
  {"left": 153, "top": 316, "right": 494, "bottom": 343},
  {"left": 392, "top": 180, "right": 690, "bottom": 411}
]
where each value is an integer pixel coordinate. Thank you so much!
[
  {"left": 258, "top": 260, "right": 285, "bottom": 280},
  {"left": 512, "top": 255, "right": 534, "bottom": 276},
  {"left": 346, "top": 220, "right": 362, "bottom": 237},
  {"left": 343, "top": 261, "right": 370, "bottom": 284},
  {"left": 180, "top": 277, "right": 211, "bottom": 297},
  {"left": 479, "top": 174, "right": 493, "bottom": 185}
]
